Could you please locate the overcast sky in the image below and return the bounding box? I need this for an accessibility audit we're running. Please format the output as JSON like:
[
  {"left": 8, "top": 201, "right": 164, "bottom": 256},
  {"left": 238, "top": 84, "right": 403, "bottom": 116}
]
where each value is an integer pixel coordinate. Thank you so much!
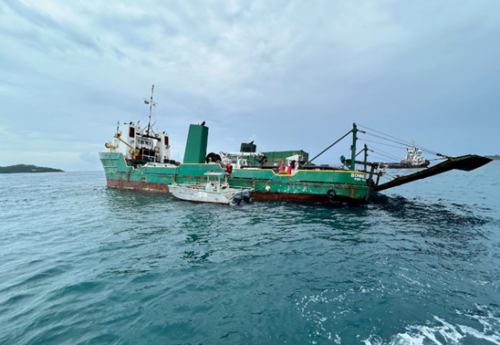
[{"left": 1, "top": 0, "right": 499, "bottom": 171}]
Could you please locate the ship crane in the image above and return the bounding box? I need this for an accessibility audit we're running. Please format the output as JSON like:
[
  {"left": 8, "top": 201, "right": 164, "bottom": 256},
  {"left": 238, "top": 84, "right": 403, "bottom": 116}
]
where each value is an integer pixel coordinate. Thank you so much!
[{"left": 219, "top": 151, "right": 266, "bottom": 169}]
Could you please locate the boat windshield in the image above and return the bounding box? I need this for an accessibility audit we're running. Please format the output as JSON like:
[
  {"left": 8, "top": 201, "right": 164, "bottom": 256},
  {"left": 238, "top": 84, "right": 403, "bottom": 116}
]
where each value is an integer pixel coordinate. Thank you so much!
[{"left": 204, "top": 172, "right": 225, "bottom": 185}]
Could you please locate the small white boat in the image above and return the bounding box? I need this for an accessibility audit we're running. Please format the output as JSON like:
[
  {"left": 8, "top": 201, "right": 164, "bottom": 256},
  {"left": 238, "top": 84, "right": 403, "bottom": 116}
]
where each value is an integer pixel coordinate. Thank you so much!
[
  {"left": 169, "top": 172, "right": 252, "bottom": 205},
  {"left": 400, "top": 141, "right": 430, "bottom": 167}
]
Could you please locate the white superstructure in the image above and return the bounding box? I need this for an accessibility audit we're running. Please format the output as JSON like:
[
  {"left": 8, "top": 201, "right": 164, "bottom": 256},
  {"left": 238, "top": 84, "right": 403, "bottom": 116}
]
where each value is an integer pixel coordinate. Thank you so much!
[
  {"left": 401, "top": 141, "right": 427, "bottom": 166},
  {"left": 105, "top": 85, "right": 172, "bottom": 164},
  {"left": 218, "top": 151, "right": 266, "bottom": 168}
]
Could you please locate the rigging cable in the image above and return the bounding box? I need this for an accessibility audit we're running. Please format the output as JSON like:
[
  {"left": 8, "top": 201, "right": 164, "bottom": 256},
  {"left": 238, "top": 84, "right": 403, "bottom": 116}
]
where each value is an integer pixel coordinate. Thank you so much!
[
  {"left": 358, "top": 124, "right": 440, "bottom": 156},
  {"left": 360, "top": 143, "right": 400, "bottom": 161},
  {"left": 363, "top": 132, "right": 416, "bottom": 149},
  {"left": 364, "top": 144, "right": 400, "bottom": 160},
  {"left": 358, "top": 137, "right": 408, "bottom": 150},
  {"left": 355, "top": 147, "right": 372, "bottom": 158},
  {"left": 370, "top": 151, "right": 399, "bottom": 162},
  {"left": 358, "top": 124, "right": 413, "bottom": 147},
  {"left": 370, "top": 153, "right": 395, "bottom": 162}
]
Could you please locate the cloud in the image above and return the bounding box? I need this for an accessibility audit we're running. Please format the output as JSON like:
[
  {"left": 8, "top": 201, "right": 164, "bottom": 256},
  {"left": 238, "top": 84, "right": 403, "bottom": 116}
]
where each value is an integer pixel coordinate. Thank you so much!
[
  {"left": 79, "top": 152, "right": 100, "bottom": 165},
  {"left": 0, "top": 0, "right": 499, "bottom": 170},
  {"left": 1, "top": 0, "right": 102, "bottom": 56}
]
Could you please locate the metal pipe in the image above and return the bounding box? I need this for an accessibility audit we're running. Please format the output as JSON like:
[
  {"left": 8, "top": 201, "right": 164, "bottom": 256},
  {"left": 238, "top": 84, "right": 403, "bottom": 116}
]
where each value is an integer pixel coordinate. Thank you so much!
[
  {"left": 114, "top": 134, "right": 134, "bottom": 150},
  {"left": 362, "top": 144, "right": 366, "bottom": 172},
  {"left": 350, "top": 123, "right": 358, "bottom": 171},
  {"left": 304, "top": 130, "right": 352, "bottom": 166}
]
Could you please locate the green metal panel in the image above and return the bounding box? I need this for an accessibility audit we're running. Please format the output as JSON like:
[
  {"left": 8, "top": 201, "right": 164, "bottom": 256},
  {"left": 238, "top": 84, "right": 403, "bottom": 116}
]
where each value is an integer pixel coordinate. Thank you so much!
[
  {"left": 240, "top": 142, "right": 256, "bottom": 152},
  {"left": 99, "top": 152, "right": 369, "bottom": 201},
  {"left": 183, "top": 125, "right": 209, "bottom": 164},
  {"left": 264, "top": 150, "right": 309, "bottom": 161}
]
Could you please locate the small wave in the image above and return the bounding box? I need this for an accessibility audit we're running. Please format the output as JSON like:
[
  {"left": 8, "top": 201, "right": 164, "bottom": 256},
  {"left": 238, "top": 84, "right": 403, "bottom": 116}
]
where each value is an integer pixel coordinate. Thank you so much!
[
  {"left": 363, "top": 312, "right": 500, "bottom": 345},
  {"left": 297, "top": 286, "right": 500, "bottom": 345}
]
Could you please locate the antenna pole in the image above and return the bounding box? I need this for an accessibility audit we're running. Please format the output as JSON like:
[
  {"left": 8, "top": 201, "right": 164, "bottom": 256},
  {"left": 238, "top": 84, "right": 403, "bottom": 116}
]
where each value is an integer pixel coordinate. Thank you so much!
[
  {"left": 350, "top": 123, "right": 358, "bottom": 171},
  {"left": 147, "top": 85, "right": 154, "bottom": 135}
]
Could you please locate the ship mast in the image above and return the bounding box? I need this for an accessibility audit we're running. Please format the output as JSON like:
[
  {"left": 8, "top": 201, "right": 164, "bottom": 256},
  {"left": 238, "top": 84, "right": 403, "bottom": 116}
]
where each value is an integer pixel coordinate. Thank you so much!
[{"left": 145, "top": 84, "right": 157, "bottom": 135}]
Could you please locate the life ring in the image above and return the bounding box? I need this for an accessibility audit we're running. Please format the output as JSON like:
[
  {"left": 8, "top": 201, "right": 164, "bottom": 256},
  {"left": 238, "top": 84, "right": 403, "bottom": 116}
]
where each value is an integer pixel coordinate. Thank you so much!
[
  {"left": 262, "top": 157, "right": 268, "bottom": 165},
  {"left": 327, "top": 189, "right": 336, "bottom": 198}
]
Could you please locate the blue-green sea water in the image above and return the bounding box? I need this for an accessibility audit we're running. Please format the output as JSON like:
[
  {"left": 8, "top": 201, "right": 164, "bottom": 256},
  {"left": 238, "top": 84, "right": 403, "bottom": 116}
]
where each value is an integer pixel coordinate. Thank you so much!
[{"left": 1, "top": 162, "right": 499, "bottom": 344}]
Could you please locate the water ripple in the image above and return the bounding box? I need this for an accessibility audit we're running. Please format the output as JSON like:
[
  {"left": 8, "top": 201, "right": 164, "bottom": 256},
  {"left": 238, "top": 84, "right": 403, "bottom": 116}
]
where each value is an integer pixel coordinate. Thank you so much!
[{"left": 0, "top": 165, "right": 499, "bottom": 344}]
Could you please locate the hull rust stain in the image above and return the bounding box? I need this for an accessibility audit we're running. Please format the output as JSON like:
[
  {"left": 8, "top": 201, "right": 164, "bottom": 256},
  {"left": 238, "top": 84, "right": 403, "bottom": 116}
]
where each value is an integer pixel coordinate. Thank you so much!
[
  {"left": 105, "top": 179, "right": 366, "bottom": 203},
  {"left": 100, "top": 152, "right": 369, "bottom": 203}
]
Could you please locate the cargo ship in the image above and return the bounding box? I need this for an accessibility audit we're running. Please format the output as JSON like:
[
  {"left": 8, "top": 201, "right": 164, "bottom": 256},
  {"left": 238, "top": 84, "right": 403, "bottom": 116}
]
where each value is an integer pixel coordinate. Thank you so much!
[{"left": 99, "top": 86, "right": 492, "bottom": 203}]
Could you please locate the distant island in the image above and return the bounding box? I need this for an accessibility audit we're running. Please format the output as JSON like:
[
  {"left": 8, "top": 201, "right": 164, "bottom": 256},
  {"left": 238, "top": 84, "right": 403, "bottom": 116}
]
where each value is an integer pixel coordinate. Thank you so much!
[
  {"left": 485, "top": 155, "right": 500, "bottom": 160},
  {"left": 0, "top": 164, "right": 64, "bottom": 174}
]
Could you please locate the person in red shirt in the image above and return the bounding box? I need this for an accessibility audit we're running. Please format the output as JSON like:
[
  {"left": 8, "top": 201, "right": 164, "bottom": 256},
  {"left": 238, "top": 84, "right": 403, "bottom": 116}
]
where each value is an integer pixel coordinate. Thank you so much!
[
  {"left": 225, "top": 164, "right": 232, "bottom": 178},
  {"left": 279, "top": 163, "right": 285, "bottom": 173}
]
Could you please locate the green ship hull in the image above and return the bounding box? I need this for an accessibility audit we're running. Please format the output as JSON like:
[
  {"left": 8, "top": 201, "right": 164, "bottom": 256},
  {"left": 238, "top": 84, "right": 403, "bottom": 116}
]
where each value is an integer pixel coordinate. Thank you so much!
[
  {"left": 99, "top": 87, "right": 492, "bottom": 203},
  {"left": 99, "top": 152, "right": 369, "bottom": 203}
]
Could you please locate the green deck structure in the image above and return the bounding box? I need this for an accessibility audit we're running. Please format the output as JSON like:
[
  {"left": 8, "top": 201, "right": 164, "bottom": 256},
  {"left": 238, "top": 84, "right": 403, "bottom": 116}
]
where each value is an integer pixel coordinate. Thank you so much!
[
  {"left": 99, "top": 122, "right": 371, "bottom": 203},
  {"left": 99, "top": 151, "right": 369, "bottom": 203},
  {"left": 183, "top": 124, "right": 209, "bottom": 164}
]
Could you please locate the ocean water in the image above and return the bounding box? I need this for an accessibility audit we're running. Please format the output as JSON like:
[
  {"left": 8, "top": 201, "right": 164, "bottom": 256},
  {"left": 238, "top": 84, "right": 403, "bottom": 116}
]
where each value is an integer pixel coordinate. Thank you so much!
[{"left": 1, "top": 162, "right": 499, "bottom": 345}]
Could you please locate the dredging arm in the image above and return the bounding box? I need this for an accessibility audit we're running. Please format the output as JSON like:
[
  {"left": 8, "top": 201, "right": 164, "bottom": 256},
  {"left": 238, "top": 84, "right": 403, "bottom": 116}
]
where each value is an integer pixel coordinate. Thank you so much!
[{"left": 361, "top": 154, "right": 493, "bottom": 192}]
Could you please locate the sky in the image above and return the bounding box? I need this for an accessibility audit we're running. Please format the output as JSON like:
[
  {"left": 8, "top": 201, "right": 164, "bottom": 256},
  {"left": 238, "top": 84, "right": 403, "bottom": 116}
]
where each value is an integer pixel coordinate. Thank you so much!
[{"left": 1, "top": 0, "right": 499, "bottom": 171}]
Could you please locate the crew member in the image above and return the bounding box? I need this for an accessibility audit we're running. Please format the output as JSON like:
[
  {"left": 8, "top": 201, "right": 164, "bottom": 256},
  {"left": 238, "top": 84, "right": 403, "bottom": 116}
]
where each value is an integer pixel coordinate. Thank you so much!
[
  {"left": 225, "top": 164, "right": 233, "bottom": 178},
  {"left": 279, "top": 162, "right": 285, "bottom": 173}
]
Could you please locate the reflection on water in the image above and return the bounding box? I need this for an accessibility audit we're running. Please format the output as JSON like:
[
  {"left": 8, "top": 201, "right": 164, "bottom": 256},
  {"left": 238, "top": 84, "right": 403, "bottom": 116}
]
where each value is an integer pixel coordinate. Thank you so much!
[
  {"left": 101, "top": 184, "right": 494, "bottom": 273},
  {"left": 1, "top": 169, "right": 499, "bottom": 344}
]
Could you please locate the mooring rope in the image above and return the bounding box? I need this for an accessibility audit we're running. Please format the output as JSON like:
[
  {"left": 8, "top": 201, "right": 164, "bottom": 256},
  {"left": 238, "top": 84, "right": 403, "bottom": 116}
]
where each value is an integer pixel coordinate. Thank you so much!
[{"left": 253, "top": 175, "right": 276, "bottom": 192}]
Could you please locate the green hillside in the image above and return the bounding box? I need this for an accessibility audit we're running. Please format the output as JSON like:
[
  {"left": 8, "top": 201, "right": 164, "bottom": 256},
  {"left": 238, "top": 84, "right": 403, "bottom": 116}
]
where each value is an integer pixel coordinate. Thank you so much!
[{"left": 0, "top": 164, "right": 64, "bottom": 174}]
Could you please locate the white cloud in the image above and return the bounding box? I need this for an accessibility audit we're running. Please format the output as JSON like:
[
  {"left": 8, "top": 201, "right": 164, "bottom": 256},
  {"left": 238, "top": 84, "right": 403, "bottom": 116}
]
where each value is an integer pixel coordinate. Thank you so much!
[{"left": 1, "top": 0, "right": 499, "bottom": 170}]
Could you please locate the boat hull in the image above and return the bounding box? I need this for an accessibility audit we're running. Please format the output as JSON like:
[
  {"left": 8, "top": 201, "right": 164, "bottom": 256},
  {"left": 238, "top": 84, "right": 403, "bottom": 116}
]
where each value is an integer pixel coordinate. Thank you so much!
[
  {"left": 99, "top": 152, "right": 369, "bottom": 203},
  {"left": 169, "top": 185, "right": 238, "bottom": 205}
]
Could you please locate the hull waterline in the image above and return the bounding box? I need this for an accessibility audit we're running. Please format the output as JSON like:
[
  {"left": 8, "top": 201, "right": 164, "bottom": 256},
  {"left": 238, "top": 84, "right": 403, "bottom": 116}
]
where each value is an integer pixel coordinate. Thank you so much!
[{"left": 100, "top": 152, "right": 369, "bottom": 204}]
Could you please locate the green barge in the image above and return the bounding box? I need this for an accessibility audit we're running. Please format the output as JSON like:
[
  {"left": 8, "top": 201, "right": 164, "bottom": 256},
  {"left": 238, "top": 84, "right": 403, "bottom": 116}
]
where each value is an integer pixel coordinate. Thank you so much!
[
  {"left": 99, "top": 121, "right": 370, "bottom": 204},
  {"left": 99, "top": 86, "right": 492, "bottom": 203}
]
